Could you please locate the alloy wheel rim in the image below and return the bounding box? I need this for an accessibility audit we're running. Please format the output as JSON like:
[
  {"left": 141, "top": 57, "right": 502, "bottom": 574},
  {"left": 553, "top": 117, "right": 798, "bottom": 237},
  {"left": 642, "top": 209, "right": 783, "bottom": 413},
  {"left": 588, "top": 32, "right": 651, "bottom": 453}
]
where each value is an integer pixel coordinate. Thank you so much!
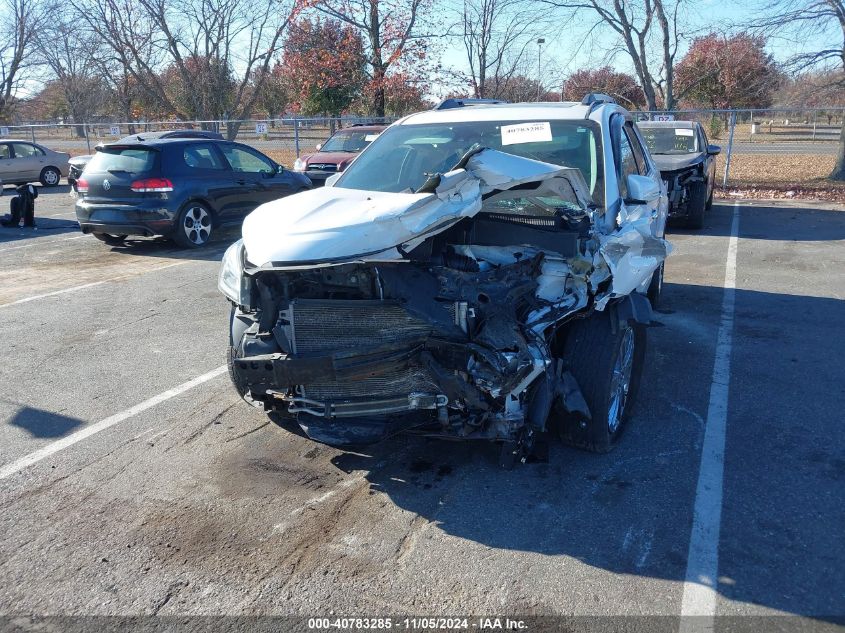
[
  {"left": 44, "top": 170, "right": 58, "bottom": 185},
  {"left": 608, "top": 327, "right": 635, "bottom": 434},
  {"left": 183, "top": 206, "right": 211, "bottom": 245}
]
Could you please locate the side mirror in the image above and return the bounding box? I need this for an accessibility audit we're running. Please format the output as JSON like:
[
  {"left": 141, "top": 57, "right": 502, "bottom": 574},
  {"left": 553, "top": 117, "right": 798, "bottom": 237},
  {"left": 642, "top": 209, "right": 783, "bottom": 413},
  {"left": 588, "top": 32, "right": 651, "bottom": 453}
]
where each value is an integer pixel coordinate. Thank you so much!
[
  {"left": 276, "top": 164, "right": 285, "bottom": 173},
  {"left": 626, "top": 174, "right": 661, "bottom": 205},
  {"left": 315, "top": 143, "right": 322, "bottom": 151},
  {"left": 707, "top": 144, "right": 721, "bottom": 155}
]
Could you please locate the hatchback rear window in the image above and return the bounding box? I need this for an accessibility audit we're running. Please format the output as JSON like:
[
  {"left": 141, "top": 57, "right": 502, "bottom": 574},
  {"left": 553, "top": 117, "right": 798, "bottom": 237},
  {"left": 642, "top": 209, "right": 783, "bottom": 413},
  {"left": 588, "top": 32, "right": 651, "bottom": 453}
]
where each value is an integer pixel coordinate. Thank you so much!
[{"left": 87, "top": 148, "right": 157, "bottom": 174}]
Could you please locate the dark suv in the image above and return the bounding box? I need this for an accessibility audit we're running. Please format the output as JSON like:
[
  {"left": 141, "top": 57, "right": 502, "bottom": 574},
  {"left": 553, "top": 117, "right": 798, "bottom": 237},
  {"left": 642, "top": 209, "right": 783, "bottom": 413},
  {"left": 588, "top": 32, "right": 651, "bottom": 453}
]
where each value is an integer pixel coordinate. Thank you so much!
[{"left": 75, "top": 138, "right": 311, "bottom": 247}]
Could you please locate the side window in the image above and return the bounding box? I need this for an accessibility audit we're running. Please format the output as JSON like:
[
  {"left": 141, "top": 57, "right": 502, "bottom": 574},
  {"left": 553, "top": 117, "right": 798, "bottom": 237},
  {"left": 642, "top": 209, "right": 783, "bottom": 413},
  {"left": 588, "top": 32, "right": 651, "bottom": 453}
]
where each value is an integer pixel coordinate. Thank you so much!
[
  {"left": 626, "top": 124, "right": 648, "bottom": 174},
  {"left": 11, "top": 143, "right": 42, "bottom": 158},
  {"left": 183, "top": 143, "right": 226, "bottom": 171},
  {"left": 221, "top": 145, "right": 274, "bottom": 174},
  {"left": 615, "top": 121, "right": 640, "bottom": 199},
  {"left": 0, "top": 144, "right": 10, "bottom": 159}
]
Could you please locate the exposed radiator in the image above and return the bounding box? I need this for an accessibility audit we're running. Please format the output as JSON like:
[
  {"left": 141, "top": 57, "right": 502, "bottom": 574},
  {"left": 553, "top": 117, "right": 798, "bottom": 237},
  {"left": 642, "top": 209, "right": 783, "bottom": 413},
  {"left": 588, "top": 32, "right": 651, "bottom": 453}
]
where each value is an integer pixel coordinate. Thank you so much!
[{"left": 290, "top": 300, "right": 439, "bottom": 401}]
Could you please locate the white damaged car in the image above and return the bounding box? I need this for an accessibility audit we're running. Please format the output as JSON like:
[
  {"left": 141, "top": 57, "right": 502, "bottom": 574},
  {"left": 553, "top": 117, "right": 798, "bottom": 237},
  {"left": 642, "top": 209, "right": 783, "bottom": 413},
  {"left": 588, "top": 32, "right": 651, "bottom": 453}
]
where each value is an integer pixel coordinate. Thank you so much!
[{"left": 218, "top": 94, "right": 670, "bottom": 465}]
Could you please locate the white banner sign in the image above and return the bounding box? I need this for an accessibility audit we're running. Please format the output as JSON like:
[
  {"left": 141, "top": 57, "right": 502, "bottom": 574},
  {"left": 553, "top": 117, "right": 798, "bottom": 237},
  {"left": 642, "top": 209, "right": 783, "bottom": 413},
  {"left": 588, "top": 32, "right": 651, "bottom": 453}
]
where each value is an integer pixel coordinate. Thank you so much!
[
  {"left": 255, "top": 122, "right": 268, "bottom": 134},
  {"left": 110, "top": 125, "right": 120, "bottom": 136},
  {"left": 0, "top": 127, "right": 9, "bottom": 137},
  {"left": 501, "top": 121, "right": 552, "bottom": 146},
  {"left": 652, "top": 114, "right": 675, "bottom": 122}
]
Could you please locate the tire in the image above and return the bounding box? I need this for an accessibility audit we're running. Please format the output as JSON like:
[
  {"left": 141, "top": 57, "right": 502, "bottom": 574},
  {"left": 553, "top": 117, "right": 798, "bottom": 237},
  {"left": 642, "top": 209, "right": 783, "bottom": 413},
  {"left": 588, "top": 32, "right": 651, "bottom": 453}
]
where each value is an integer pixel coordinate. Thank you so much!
[
  {"left": 705, "top": 181, "right": 714, "bottom": 210},
  {"left": 686, "top": 181, "right": 707, "bottom": 229},
  {"left": 646, "top": 261, "right": 664, "bottom": 309},
  {"left": 39, "top": 167, "right": 61, "bottom": 187},
  {"left": 226, "top": 345, "right": 249, "bottom": 398},
  {"left": 173, "top": 202, "right": 213, "bottom": 248},
  {"left": 92, "top": 233, "right": 128, "bottom": 245},
  {"left": 557, "top": 310, "right": 646, "bottom": 453}
]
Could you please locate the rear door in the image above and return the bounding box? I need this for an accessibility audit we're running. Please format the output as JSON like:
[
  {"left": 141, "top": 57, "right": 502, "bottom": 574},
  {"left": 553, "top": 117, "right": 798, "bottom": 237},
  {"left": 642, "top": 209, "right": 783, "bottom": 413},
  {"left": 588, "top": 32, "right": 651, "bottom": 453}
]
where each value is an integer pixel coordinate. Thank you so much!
[{"left": 0, "top": 143, "right": 18, "bottom": 182}]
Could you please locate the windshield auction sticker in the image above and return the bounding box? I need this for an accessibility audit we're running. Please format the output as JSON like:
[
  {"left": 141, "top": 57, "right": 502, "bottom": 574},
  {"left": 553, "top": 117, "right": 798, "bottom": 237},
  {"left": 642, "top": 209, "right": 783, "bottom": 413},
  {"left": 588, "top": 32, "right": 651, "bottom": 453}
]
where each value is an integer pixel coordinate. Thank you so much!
[
  {"left": 501, "top": 122, "right": 552, "bottom": 146},
  {"left": 675, "top": 128, "right": 695, "bottom": 136}
]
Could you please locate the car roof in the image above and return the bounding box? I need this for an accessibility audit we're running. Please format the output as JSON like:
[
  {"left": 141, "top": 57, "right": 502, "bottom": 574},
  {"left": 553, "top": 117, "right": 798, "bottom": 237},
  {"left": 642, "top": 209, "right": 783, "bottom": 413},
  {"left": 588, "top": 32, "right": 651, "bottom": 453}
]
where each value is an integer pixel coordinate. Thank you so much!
[
  {"left": 97, "top": 137, "right": 231, "bottom": 150},
  {"left": 397, "top": 101, "right": 593, "bottom": 125},
  {"left": 637, "top": 120, "right": 698, "bottom": 129}
]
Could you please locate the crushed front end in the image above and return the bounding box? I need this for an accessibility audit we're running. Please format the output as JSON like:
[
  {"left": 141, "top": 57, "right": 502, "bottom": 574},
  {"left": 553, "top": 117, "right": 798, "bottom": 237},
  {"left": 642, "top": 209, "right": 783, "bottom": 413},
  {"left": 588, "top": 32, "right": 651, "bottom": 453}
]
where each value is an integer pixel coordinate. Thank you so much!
[{"left": 219, "top": 149, "right": 669, "bottom": 460}]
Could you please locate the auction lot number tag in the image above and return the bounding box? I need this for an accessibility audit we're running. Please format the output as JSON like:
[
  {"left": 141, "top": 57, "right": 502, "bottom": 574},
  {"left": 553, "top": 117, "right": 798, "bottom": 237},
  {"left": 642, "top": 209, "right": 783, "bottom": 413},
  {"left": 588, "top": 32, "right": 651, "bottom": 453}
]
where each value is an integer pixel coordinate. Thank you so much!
[
  {"left": 255, "top": 122, "right": 268, "bottom": 134},
  {"left": 110, "top": 125, "right": 120, "bottom": 136},
  {"left": 501, "top": 122, "right": 552, "bottom": 146}
]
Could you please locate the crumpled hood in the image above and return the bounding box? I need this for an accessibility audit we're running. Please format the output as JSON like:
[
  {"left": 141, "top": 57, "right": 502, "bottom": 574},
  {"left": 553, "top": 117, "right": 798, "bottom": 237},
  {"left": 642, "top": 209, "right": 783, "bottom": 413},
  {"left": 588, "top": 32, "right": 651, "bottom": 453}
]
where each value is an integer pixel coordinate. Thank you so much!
[
  {"left": 651, "top": 152, "right": 705, "bottom": 173},
  {"left": 242, "top": 149, "right": 591, "bottom": 267}
]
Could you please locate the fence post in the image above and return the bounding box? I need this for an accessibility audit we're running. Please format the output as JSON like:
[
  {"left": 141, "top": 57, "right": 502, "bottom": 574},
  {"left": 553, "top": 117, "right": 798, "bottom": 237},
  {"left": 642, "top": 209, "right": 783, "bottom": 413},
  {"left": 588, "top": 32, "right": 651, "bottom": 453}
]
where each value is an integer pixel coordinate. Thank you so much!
[
  {"left": 749, "top": 111, "right": 753, "bottom": 142},
  {"left": 722, "top": 110, "right": 736, "bottom": 189},
  {"left": 30, "top": 126, "right": 36, "bottom": 143},
  {"left": 812, "top": 111, "right": 817, "bottom": 141},
  {"left": 294, "top": 117, "right": 300, "bottom": 158}
]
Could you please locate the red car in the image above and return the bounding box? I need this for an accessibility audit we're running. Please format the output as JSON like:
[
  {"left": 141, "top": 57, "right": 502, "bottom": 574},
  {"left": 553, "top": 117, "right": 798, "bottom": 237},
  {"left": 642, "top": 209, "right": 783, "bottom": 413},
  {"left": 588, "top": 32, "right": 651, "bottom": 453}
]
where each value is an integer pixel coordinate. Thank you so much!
[{"left": 293, "top": 125, "right": 385, "bottom": 186}]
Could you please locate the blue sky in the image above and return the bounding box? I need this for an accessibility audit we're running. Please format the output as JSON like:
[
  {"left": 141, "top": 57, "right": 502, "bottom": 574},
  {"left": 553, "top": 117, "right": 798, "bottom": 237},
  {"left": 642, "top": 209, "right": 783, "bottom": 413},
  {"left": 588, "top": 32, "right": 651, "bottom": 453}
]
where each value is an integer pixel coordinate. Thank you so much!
[{"left": 431, "top": 0, "right": 814, "bottom": 99}]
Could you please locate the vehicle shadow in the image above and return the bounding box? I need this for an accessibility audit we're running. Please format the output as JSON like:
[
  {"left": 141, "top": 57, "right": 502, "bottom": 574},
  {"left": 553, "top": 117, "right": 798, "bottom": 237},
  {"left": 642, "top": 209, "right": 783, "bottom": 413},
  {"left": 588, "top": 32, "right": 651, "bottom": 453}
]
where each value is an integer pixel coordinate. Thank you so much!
[
  {"left": 0, "top": 217, "right": 81, "bottom": 243},
  {"left": 6, "top": 405, "right": 83, "bottom": 438},
  {"left": 267, "top": 282, "right": 845, "bottom": 621},
  {"left": 87, "top": 225, "right": 242, "bottom": 262},
  {"left": 667, "top": 200, "right": 845, "bottom": 241}
]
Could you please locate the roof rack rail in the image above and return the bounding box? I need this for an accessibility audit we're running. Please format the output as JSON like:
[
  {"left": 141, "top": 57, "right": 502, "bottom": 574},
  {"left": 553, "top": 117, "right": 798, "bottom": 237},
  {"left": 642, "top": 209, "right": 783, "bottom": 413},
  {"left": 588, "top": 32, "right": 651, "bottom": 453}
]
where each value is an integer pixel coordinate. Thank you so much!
[
  {"left": 581, "top": 93, "right": 616, "bottom": 107},
  {"left": 434, "top": 98, "right": 508, "bottom": 110}
]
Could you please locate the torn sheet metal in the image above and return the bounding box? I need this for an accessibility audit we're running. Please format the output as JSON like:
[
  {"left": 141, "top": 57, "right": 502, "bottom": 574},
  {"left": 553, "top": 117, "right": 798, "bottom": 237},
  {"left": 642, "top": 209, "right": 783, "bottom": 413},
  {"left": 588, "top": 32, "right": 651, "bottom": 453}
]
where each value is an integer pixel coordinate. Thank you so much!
[
  {"left": 241, "top": 149, "right": 591, "bottom": 267},
  {"left": 598, "top": 216, "right": 672, "bottom": 299}
]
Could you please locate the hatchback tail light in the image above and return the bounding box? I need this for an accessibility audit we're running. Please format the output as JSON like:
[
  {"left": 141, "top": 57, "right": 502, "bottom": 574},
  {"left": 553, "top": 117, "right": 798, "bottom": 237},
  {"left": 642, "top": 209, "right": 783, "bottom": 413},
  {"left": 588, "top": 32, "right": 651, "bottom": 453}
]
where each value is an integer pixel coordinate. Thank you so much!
[
  {"left": 76, "top": 178, "right": 89, "bottom": 193},
  {"left": 130, "top": 178, "right": 174, "bottom": 192}
]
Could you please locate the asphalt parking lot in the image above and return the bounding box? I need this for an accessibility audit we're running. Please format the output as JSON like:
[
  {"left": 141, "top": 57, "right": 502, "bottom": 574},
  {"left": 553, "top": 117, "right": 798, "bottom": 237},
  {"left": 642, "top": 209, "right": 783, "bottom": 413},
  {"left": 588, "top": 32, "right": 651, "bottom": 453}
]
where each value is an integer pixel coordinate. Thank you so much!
[{"left": 0, "top": 186, "right": 843, "bottom": 631}]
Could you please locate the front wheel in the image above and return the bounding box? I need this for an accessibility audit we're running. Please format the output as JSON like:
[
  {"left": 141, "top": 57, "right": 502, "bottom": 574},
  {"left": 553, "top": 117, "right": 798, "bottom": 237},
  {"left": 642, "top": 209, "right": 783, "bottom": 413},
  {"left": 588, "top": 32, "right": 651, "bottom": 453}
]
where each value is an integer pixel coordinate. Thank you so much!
[
  {"left": 40, "top": 167, "right": 61, "bottom": 187},
  {"left": 173, "top": 202, "right": 213, "bottom": 248},
  {"left": 646, "top": 261, "right": 664, "bottom": 309},
  {"left": 557, "top": 310, "right": 646, "bottom": 452},
  {"left": 686, "top": 181, "right": 707, "bottom": 229}
]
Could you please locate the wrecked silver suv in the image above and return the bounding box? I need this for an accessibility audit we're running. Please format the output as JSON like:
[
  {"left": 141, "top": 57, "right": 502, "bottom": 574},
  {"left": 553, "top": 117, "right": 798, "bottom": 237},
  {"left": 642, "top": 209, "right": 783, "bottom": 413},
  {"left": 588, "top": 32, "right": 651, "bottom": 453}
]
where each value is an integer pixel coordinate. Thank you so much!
[{"left": 219, "top": 96, "right": 670, "bottom": 464}]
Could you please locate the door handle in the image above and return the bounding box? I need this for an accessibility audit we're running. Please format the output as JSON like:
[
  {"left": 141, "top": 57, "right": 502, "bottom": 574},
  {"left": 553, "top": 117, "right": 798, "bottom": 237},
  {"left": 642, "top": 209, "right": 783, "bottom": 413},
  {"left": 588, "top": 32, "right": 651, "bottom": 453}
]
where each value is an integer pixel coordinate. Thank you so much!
[{"left": 236, "top": 179, "right": 247, "bottom": 185}]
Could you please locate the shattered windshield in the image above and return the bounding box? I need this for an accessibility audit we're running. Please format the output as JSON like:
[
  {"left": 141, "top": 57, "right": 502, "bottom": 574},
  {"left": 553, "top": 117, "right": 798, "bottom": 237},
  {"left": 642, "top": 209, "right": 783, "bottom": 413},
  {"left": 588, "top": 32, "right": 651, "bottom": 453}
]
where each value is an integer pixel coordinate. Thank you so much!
[
  {"left": 336, "top": 119, "right": 604, "bottom": 206},
  {"left": 639, "top": 126, "right": 699, "bottom": 155}
]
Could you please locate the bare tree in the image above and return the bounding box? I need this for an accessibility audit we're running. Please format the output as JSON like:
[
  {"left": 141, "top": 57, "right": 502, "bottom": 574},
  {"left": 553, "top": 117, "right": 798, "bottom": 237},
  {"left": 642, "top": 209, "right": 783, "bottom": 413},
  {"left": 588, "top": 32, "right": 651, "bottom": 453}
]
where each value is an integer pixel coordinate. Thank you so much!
[
  {"left": 0, "top": 0, "right": 46, "bottom": 121},
  {"left": 750, "top": 0, "right": 845, "bottom": 179},
  {"left": 543, "top": 0, "right": 686, "bottom": 110},
  {"left": 315, "top": 0, "right": 432, "bottom": 117},
  {"left": 34, "top": 3, "right": 105, "bottom": 135},
  {"left": 70, "top": 0, "right": 301, "bottom": 136},
  {"left": 460, "top": 0, "right": 541, "bottom": 98}
]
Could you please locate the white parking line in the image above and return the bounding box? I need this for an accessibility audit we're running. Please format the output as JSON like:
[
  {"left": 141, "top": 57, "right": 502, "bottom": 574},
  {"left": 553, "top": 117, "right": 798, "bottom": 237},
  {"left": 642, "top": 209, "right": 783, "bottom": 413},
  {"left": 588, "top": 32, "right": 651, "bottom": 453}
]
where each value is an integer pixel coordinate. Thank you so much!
[
  {"left": 0, "top": 235, "right": 85, "bottom": 253},
  {"left": 0, "top": 261, "right": 186, "bottom": 308},
  {"left": 0, "top": 365, "right": 228, "bottom": 480},
  {"left": 679, "top": 203, "right": 740, "bottom": 632}
]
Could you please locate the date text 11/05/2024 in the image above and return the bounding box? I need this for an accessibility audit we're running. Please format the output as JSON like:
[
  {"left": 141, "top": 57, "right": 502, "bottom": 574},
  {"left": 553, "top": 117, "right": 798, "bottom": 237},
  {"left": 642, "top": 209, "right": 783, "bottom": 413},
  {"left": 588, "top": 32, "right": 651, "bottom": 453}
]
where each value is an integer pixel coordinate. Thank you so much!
[{"left": 307, "top": 617, "right": 529, "bottom": 630}]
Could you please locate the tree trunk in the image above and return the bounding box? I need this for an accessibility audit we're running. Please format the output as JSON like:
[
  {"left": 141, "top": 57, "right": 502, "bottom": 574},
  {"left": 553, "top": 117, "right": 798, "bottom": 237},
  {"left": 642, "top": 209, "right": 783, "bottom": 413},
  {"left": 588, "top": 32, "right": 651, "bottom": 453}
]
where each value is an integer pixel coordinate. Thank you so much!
[
  {"left": 373, "top": 66, "right": 386, "bottom": 118},
  {"left": 830, "top": 116, "right": 845, "bottom": 181}
]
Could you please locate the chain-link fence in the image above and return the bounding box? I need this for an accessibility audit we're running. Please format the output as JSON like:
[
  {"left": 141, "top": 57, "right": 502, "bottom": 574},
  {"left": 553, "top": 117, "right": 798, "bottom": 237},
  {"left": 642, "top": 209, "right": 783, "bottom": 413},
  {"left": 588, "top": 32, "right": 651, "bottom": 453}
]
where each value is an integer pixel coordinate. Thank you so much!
[
  {"left": 2, "top": 108, "right": 841, "bottom": 188},
  {"left": 636, "top": 108, "right": 844, "bottom": 188},
  {"left": 0, "top": 117, "right": 394, "bottom": 167}
]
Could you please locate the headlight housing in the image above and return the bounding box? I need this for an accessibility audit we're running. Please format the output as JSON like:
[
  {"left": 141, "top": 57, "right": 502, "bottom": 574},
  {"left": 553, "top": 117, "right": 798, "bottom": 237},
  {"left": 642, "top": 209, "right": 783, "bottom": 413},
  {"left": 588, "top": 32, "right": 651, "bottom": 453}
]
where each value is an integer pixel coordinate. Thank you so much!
[
  {"left": 218, "top": 239, "right": 250, "bottom": 307},
  {"left": 293, "top": 157, "right": 306, "bottom": 172}
]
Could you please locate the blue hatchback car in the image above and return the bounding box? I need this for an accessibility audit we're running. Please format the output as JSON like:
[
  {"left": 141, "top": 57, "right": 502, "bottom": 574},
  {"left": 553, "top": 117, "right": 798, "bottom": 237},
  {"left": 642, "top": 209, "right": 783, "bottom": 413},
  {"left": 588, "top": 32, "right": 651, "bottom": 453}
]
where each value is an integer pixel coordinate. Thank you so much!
[{"left": 75, "top": 138, "right": 311, "bottom": 248}]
